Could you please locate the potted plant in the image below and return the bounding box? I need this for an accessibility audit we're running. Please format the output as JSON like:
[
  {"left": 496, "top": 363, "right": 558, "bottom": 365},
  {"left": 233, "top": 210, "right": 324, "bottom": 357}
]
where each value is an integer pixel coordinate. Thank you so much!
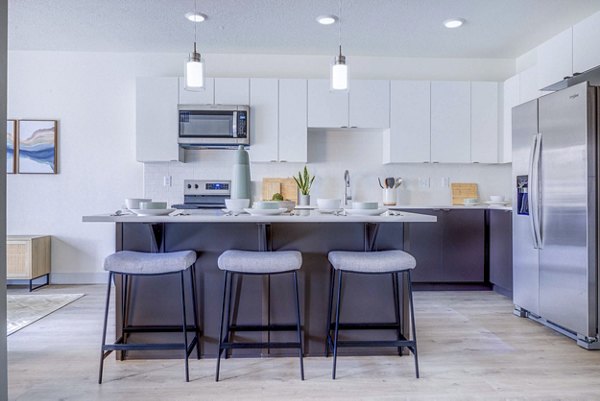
[{"left": 293, "top": 166, "right": 315, "bottom": 206}]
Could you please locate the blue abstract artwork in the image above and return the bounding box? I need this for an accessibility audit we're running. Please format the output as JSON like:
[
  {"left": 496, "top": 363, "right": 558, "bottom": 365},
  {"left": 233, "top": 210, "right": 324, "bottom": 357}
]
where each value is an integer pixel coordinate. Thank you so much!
[
  {"left": 18, "top": 120, "right": 57, "bottom": 174},
  {"left": 6, "top": 120, "right": 15, "bottom": 174}
]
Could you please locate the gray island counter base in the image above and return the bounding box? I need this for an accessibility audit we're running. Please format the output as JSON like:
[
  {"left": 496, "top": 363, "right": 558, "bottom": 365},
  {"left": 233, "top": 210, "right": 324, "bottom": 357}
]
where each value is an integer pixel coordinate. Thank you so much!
[{"left": 83, "top": 210, "right": 436, "bottom": 358}]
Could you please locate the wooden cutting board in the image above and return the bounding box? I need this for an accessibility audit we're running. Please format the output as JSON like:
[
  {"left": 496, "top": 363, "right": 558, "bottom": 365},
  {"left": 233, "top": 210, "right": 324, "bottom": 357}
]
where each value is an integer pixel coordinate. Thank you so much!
[
  {"left": 451, "top": 183, "right": 479, "bottom": 205},
  {"left": 261, "top": 178, "right": 298, "bottom": 202}
]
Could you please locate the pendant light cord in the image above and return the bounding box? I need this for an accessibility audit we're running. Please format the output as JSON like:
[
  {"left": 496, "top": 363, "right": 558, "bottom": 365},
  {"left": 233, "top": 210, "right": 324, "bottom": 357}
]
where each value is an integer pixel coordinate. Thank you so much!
[
  {"left": 338, "top": 0, "right": 342, "bottom": 55},
  {"left": 194, "top": 0, "right": 198, "bottom": 52}
]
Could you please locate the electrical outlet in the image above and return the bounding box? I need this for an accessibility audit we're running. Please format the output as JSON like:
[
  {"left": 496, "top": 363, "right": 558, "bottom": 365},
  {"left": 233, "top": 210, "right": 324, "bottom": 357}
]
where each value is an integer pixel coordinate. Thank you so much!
[
  {"left": 441, "top": 177, "right": 450, "bottom": 188},
  {"left": 163, "top": 176, "right": 172, "bottom": 187}
]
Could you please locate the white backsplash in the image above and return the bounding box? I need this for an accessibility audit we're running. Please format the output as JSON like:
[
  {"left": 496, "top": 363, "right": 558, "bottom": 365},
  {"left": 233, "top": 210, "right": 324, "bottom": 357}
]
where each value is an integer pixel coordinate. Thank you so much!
[{"left": 144, "top": 130, "right": 512, "bottom": 206}]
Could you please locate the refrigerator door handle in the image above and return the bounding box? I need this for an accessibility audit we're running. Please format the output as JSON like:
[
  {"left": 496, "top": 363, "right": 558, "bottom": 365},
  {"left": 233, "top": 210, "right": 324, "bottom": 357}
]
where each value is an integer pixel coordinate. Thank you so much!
[
  {"left": 533, "top": 133, "right": 543, "bottom": 248},
  {"left": 528, "top": 134, "right": 540, "bottom": 249}
]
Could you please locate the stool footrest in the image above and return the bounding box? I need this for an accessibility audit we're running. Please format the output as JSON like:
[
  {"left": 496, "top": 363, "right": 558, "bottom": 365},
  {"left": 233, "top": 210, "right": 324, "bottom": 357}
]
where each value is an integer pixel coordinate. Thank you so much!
[
  {"left": 103, "top": 343, "right": 187, "bottom": 351},
  {"left": 123, "top": 325, "right": 200, "bottom": 333},
  {"left": 220, "top": 341, "right": 301, "bottom": 350},
  {"left": 335, "top": 339, "right": 415, "bottom": 348},
  {"left": 328, "top": 322, "right": 400, "bottom": 331},
  {"left": 228, "top": 324, "right": 298, "bottom": 332}
]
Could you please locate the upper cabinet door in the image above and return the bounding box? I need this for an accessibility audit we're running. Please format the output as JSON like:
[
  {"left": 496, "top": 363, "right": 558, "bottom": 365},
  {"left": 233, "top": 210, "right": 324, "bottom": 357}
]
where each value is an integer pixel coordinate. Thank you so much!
[
  {"left": 471, "top": 82, "right": 499, "bottom": 163},
  {"left": 136, "top": 77, "right": 180, "bottom": 162},
  {"left": 214, "top": 78, "right": 250, "bottom": 105},
  {"left": 385, "top": 80, "right": 430, "bottom": 163},
  {"left": 519, "top": 65, "right": 543, "bottom": 104},
  {"left": 307, "top": 79, "right": 349, "bottom": 127},
  {"left": 537, "top": 28, "right": 573, "bottom": 90},
  {"left": 178, "top": 77, "right": 215, "bottom": 104},
  {"left": 349, "top": 80, "right": 390, "bottom": 128},
  {"left": 573, "top": 10, "right": 600, "bottom": 74},
  {"left": 249, "top": 79, "right": 279, "bottom": 163},
  {"left": 501, "top": 75, "right": 520, "bottom": 164},
  {"left": 430, "top": 81, "right": 471, "bottom": 163},
  {"left": 279, "top": 79, "right": 308, "bottom": 163}
]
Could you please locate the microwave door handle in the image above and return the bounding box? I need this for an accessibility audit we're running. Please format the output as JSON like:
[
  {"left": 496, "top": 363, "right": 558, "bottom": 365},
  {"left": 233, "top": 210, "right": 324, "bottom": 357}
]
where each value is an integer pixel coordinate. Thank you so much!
[
  {"left": 232, "top": 111, "right": 238, "bottom": 138},
  {"left": 528, "top": 134, "right": 539, "bottom": 249}
]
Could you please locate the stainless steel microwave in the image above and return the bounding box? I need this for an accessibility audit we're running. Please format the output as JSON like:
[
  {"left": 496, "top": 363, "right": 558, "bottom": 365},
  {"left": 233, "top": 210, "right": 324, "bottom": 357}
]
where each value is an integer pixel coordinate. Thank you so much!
[{"left": 178, "top": 105, "right": 250, "bottom": 148}]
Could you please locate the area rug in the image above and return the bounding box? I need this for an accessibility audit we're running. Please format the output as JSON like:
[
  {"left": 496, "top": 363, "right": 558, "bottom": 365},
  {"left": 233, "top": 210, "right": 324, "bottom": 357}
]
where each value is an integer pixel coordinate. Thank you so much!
[{"left": 7, "top": 293, "right": 85, "bottom": 336}]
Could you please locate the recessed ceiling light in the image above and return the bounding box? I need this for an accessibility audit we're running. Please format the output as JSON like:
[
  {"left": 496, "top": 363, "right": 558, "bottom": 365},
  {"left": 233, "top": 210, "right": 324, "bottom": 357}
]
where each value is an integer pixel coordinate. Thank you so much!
[
  {"left": 316, "top": 15, "right": 338, "bottom": 25},
  {"left": 185, "top": 12, "right": 207, "bottom": 22},
  {"left": 443, "top": 18, "right": 465, "bottom": 28}
]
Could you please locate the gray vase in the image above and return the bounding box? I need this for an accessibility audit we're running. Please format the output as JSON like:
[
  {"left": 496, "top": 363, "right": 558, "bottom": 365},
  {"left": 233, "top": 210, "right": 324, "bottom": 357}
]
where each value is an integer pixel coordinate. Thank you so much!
[{"left": 299, "top": 194, "right": 310, "bottom": 206}]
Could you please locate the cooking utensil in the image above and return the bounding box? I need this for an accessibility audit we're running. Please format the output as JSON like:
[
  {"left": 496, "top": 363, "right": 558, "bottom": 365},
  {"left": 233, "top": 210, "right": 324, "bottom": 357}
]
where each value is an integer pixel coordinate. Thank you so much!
[
  {"left": 394, "top": 178, "right": 403, "bottom": 188},
  {"left": 385, "top": 177, "right": 395, "bottom": 189},
  {"left": 378, "top": 178, "right": 385, "bottom": 189}
]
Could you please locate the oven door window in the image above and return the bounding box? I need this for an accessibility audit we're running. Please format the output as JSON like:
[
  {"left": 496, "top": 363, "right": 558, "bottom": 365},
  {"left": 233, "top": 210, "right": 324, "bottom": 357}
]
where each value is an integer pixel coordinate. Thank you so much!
[{"left": 180, "top": 111, "right": 234, "bottom": 138}]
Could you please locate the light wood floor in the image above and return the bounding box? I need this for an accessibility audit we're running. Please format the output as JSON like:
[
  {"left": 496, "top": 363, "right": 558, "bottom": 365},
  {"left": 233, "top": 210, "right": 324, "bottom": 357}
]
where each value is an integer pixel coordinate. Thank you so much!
[{"left": 7, "top": 285, "right": 600, "bottom": 401}]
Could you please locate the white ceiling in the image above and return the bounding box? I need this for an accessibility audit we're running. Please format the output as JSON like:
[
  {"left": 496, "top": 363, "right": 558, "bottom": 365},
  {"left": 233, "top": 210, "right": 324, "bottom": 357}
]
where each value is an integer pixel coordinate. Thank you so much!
[{"left": 8, "top": 0, "right": 600, "bottom": 58}]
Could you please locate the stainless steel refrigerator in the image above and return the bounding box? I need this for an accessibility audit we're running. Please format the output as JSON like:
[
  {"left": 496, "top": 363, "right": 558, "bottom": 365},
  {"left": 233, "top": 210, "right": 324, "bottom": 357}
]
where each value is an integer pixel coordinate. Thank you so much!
[{"left": 512, "top": 81, "right": 600, "bottom": 349}]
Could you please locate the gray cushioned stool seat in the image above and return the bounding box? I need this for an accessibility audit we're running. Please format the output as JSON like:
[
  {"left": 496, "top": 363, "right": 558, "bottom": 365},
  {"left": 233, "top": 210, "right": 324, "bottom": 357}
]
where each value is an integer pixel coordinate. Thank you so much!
[
  {"left": 218, "top": 250, "right": 302, "bottom": 274},
  {"left": 104, "top": 250, "right": 197, "bottom": 275},
  {"left": 328, "top": 250, "right": 416, "bottom": 273}
]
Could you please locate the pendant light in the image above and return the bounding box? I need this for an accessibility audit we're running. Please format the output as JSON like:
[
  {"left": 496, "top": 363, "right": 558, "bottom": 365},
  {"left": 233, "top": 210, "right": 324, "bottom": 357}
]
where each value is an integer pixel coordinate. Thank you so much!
[
  {"left": 184, "top": 0, "right": 205, "bottom": 91},
  {"left": 330, "top": 0, "right": 348, "bottom": 91}
]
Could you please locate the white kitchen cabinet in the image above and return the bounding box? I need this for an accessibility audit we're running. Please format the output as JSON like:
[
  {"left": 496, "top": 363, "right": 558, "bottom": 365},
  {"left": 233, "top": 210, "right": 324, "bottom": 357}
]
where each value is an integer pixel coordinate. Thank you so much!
[
  {"left": 573, "top": 10, "right": 600, "bottom": 74},
  {"left": 501, "top": 75, "right": 520, "bottom": 164},
  {"left": 471, "top": 82, "right": 499, "bottom": 163},
  {"left": 249, "top": 79, "right": 279, "bottom": 163},
  {"left": 178, "top": 77, "right": 215, "bottom": 104},
  {"left": 430, "top": 81, "right": 471, "bottom": 163},
  {"left": 537, "top": 27, "right": 573, "bottom": 90},
  {"left": 214, "top": 78, "right": 250, "bottom": 105},
  {"left": 349, "top": 80, "right": 390, "bottom": 128},
  {"left": 384, "top": 80, "right": 430, "bottom": 163},
  {"left": 307, "top": 79, "right": 348, "bottom": 127},
  {"left": 519, "top": 65, "right": 543, "bottom": 104},
  {"left": 279, "top": 79, "right": 308, "bottom": 163},
  {"left": 136, "top": 77, "right": 180, "bottom": 162}
]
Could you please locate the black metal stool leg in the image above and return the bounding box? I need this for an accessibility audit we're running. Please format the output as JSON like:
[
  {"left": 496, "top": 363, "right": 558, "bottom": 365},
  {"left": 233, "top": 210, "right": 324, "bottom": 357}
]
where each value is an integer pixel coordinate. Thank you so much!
[
  {"left": 216, "top": 271, "right": 229, "bottom": 382},
  {"left": 224, "top": 272, "right": 235, "bottom": 359},
  {"left": 293, "top": 271, "right": 305, "bottom": 380},
  {"left": 332, "top": 270, "right": 343, "bottom": 380},
  {"left": 179, "top": 271, "right": 190, "bottom": 382},
  {"left": 393, "top": 272, "right": 403, "bottom": 356},
  {"left": 325, "top": 266, "right": 335, "bottom": 357},
  {"left": 407, "top": 270, "right": 419, "bottom": 378},
  {"left": 190, "top": 265, "right": 201, "bottom": 359},
  {"left": 120, "top": 274, "right": 129, "bottom": 361},
  {"left": 98, "top": 272, "right": 113, "bottom": 384}
]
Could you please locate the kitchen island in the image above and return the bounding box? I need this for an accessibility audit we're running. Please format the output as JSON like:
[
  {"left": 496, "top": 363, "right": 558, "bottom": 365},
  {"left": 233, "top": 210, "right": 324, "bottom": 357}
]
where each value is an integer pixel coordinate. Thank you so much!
[{"left": 83, "top": 211, "right": 436, "bottom": 358}]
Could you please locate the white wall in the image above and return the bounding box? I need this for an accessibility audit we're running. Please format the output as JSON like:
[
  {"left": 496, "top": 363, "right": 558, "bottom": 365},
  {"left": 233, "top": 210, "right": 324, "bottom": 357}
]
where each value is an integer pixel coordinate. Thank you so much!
[{"left": 7, "top": 50, "right": 514, "bottom": 283}]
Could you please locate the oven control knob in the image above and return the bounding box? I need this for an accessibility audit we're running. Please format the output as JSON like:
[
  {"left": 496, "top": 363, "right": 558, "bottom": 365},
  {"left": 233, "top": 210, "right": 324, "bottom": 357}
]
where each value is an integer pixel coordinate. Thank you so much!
[
  {"left": 194, "top": 184, "right": 199, "bottom": 189},
  {"left": 187, "top": 184, "right": 192, "bottom": 189}
]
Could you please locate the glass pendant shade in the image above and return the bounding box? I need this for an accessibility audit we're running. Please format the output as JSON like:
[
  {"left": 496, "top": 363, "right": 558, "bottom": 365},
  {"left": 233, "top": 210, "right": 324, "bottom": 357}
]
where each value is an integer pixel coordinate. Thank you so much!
[
  {"left": 330, "top": 53, "right": 348, "bottom": 91},
  {"left": 184, "top": 43, "right": 204, "bottom": 91}
]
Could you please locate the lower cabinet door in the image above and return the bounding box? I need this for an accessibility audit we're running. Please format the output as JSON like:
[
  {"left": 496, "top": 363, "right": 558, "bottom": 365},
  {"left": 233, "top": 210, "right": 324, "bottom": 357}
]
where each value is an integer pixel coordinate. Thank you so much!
[
  {"left": 489, "top": 209, "right": 513, "bottom": 292},
  {"left": 442, "top": 210, "right": 485, "bottom": 282},
  {"left": 403, "top": 210, "right": 444, "bottom": 283}
]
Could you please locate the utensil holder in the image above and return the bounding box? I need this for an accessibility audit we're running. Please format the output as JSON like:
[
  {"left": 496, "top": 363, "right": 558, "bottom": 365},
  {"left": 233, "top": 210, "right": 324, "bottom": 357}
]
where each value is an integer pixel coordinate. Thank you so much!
[{"left": 383, "top": 188, "right": 396, "bottom": 206}]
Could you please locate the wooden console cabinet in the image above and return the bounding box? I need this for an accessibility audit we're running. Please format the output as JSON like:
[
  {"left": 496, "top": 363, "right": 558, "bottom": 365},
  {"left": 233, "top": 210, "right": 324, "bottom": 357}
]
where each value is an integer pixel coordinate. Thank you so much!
[{"left": 7, "top": 235, "right": 51, "bottom": 291}]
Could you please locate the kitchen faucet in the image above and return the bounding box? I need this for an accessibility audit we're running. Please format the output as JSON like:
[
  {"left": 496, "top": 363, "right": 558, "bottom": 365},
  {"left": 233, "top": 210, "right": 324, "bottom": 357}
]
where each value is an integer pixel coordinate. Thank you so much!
[{"left": 344, "top": 170, "right": 352, "bottom": 206}]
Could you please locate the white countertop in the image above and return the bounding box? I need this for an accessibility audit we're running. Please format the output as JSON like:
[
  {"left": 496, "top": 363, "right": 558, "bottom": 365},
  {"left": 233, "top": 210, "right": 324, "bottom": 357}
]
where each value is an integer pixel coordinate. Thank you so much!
[
  {"left": 82, "top": 210, "right": 437, "bottom": 224},
  {"left": 390, "top": 204, "right": 512, "bottom": 211}
]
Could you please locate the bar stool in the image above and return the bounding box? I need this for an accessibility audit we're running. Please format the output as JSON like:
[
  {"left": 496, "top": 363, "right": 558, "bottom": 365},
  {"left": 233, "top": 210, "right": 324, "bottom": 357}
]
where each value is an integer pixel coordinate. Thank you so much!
[
  {"left": 216, "top": 250, "right": 304, "bottom": 381},
  {"left": 99, "top": 250, "right": 201, "bottom": 383},
  {"left": 326, "top": 250, "right": 419, "bottom": 379}
]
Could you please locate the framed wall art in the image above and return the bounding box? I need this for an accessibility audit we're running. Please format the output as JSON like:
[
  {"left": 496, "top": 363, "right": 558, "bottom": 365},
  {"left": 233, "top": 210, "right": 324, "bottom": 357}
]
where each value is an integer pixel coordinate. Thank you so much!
[
  {"left": 6, "top": 120, "right": 16, "bottom": 174},
  {"left": 17, "top": 120, "right": 58, "bottom": 174}
]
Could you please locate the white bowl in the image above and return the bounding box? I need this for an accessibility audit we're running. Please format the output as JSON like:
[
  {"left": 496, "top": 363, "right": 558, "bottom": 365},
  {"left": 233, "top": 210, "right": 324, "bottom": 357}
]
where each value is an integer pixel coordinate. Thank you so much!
[
  {"left": 253, "top": 201, "right": 280, "bottom": 210},
  {"left": 352, "top": 201, "right": 379, "bottom": 210},
  {"left": 489, "top": 195, "right": 505, "bottom": 203},
  {"left": 125, "top": 198, "right": 151, "bottom": 209},
  {"left": 317, "top": 198, "right": 341, "bottom": 210},
  {"left": 225, "top": 198, "right": 250, "bottom": 211},
  {"left": 463, "top": 198, "right": 479, "bottom": 205},
  {"left": 139, "top": 201, "right": 167, "bottom": 209},
  {"left": 278, "top": 200, "right": 296, "bottom": 212}
]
